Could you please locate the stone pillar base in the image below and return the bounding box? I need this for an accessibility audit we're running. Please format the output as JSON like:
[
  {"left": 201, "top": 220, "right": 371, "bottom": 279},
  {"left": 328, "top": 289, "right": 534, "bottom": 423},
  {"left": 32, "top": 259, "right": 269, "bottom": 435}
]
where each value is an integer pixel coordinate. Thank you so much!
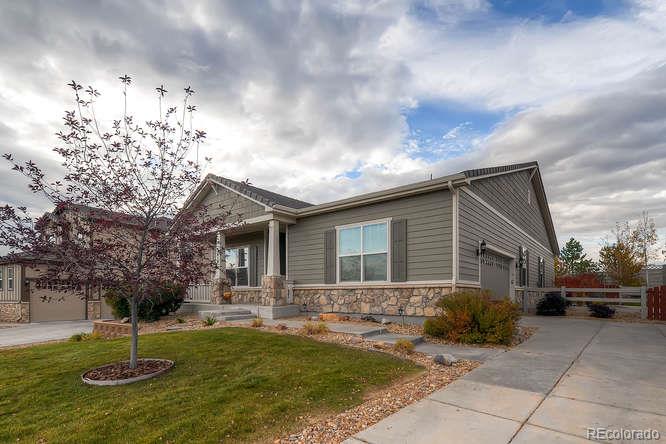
[
  {"left": 261, "top": 275, "right": 287, "bottom": 306},
  {"left": 211, "top": 278, "right": 232, "bottom": 304}
]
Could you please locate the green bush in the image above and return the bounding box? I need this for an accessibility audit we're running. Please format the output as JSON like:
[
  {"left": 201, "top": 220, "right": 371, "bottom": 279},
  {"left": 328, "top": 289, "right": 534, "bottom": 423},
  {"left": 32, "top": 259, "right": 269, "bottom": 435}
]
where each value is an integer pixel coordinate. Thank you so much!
[
  {"left": 426, "top": 291, "right": 521, "bottom": 345},
  {"left": 203, "top": 316, "right": 217, "bottom": 326},
  {"left": 536, "top": 292, "right": 568, "bottom": 316},
  {"left": 423, "top": 317, "right": 447, "bottom": 337},
  {"left": 588, "top": 303, "right": 615, "bottom": 318},
  {"left": 69, "top": 332, "right": 102, "bottom": 342},
  {"left": 104, "top": 282, "right": 186, "bottom": 322}
]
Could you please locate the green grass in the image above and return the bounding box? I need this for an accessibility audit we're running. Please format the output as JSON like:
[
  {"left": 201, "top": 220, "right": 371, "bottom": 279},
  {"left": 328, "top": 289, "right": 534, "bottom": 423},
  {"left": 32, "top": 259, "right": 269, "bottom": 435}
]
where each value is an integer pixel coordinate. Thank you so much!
[{"left": 0, "top": 328, "right": 419, "bottom": 443}]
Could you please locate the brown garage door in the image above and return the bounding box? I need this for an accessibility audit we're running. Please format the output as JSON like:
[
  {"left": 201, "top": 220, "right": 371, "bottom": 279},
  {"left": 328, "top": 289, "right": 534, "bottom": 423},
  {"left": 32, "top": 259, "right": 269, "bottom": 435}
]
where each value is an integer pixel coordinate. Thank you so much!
[
  {"left": 29, "top": 283, "right": 86, "bottom": 322},
  {"left": 101, "top": 297, "right": 116, "bottom": 319},
  {"left": 480, "top": 251, "right": 511, "bottom": 300}
]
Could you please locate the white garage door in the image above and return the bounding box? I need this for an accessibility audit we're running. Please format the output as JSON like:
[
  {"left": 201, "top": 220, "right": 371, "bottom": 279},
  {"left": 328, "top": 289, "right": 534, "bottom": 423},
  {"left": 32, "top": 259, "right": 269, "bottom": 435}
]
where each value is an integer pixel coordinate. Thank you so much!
[
  {"left": 29, "top": 283, "right": 86, "bottom": 322},
  {"left": 480, "top": 251, "right": 511, "bottom": 300}
]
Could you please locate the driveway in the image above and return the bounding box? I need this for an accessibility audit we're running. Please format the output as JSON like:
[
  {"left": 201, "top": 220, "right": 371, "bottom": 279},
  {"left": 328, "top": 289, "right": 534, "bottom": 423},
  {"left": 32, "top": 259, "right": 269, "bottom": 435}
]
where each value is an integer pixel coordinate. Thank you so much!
[
  {"left": 346, "top": 317, "right": 666, "bottom": 443},
  {"left": 0, "top": 320, "right": 93, "bottom": 348}
]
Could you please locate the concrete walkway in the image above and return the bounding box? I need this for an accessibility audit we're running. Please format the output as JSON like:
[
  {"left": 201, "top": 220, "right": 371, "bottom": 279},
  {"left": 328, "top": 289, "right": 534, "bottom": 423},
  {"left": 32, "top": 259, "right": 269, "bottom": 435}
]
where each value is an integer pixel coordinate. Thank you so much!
[
  {"left": 0, "top": 320, "right": 92, "bottom": 348},
  {"left": 346, "top": 317, "right": 666, "bottom": 443}
]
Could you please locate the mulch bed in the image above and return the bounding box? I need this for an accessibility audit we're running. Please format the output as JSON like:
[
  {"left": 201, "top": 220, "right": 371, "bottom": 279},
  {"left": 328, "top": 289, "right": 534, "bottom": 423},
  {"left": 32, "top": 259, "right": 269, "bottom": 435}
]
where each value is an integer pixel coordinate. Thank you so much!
[{"left": 83, "top": 359, "right": 172, "bottom": 381}]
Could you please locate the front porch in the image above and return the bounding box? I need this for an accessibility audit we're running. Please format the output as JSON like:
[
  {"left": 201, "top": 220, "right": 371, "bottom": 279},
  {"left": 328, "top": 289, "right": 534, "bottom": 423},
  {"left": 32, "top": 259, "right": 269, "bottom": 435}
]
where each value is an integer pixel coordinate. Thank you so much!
[{"left": 184, "top": 217, "right": 300, "bottom": 318}]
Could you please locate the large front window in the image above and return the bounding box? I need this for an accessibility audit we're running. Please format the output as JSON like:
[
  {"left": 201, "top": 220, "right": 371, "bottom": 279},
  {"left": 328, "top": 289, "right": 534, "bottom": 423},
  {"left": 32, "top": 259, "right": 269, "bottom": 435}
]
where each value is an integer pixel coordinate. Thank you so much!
[
  {"left": 225, "top": 247, "right": 249, "bottom": 287},
  {"left": 338, "top": 221, "right": 388, "bottom": 282}
]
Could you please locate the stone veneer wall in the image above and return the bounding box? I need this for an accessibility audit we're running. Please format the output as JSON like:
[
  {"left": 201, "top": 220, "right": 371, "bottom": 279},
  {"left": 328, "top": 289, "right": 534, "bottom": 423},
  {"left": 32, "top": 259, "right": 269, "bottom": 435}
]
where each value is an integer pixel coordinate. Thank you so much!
[
  {"left": 292, "top": 286, "right": 453, "bottom": 317},
  {"left": 0, "top": 302, "right": 30, "bottom": 323},
  {"left": 230, "top": 288, "right": 263, "bottom": 305},
  {"left": 87, "top": 301, "right": 101, "bottom": 320}
]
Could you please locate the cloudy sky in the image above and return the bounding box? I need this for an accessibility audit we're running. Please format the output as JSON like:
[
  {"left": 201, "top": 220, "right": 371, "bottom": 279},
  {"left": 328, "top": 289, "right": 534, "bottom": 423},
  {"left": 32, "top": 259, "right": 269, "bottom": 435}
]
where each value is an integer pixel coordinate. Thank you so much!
[{"left": 1, "top": 0, "right": 665, "bottom": 261}]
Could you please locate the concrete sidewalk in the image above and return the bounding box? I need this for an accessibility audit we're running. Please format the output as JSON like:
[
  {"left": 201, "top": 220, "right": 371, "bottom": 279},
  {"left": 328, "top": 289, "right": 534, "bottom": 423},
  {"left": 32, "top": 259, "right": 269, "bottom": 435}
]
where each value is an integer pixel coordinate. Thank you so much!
[
  {"left": 346, "top": 317, "right": 666, "bottom": 443},
  {"left": 0, "top": 320, "right": 92, "bottom": 348}
]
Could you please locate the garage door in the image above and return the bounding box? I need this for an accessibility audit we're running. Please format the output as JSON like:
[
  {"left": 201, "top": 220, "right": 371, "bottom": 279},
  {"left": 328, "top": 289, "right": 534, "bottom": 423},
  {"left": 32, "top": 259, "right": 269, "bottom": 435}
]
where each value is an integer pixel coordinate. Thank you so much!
[
  {"left": 29, "top": 283, "right": 86, "bottom": 322},
  {"left": 480, "top": 251, "right": 510, "bottom": 300},
  {"left": 101, "top": 297, "right": 116, "bottom": 319}
]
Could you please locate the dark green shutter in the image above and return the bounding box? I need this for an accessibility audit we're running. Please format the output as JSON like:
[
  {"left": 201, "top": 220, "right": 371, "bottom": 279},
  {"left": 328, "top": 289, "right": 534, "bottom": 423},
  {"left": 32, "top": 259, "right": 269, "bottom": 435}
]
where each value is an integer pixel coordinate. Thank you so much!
[
  {"left": 324, "top": 230, "right": 336, "bottom": 284},
  {"left": 249, "top": 245, "right": 258, "bottom": 287},
  {"left": 391, "top": 220, "right": 407, "bottom": 282}
]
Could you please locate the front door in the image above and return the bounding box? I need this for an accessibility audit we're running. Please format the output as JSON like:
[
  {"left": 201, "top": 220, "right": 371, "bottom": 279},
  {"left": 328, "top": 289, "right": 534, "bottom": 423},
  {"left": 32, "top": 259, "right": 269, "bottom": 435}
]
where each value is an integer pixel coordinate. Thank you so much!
[{"left": 480, "top": 251, "right": 511, "bottom": 300}]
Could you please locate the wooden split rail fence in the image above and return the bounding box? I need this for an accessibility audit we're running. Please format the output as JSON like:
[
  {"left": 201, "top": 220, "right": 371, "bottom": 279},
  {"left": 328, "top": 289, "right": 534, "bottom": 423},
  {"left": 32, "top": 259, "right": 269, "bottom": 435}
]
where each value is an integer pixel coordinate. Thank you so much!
[{"left": 519, "top": 286, "right": 651, "bottom": 319}]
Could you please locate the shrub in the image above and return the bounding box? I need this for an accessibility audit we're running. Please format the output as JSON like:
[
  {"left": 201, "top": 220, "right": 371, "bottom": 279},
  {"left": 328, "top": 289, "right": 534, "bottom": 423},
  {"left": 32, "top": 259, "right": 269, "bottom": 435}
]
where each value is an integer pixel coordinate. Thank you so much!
[
  {"left": 69, "top": 332, "right": 102, "bottom": 342},
  {"left": 393, "top": 339, "right": 415, "bottom": 354},
  {"left": 251, "top": 317, "right": 264, "bottom": 328},
  {"left": 423, "top": 317, "right": 447, "bottom": 337},
  {"left": 588, "top": 303, "right": 615, "bottom": 318},
  {"left": 176, "top": 317, "right": 186, "bottom": 324},
  {"left": 203, "top": 316, "right": 217, "bottom": 326},
  {"left": 536, "top": 292, "right": 568, "bottom": 316},
  {"left": 301, "top": 321, "right": 329, "bottom": 335},
  {"left": 426, "top": 291, "right": 521, "bottom": 345},
  {"left": 105, "top": 282, "right": 186, "bottom": 321}
]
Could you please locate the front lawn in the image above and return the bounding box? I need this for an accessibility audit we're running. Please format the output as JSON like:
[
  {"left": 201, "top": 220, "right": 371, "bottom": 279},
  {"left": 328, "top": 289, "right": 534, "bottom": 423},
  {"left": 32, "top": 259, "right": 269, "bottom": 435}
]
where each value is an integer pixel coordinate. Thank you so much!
[{"left": 0, "top": 328, "right": 419, "bottom": 443}]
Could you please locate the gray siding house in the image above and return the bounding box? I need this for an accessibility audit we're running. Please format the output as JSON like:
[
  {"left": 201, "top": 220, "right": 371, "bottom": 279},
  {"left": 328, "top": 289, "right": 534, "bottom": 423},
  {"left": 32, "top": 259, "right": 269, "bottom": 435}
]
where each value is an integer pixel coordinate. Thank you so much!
[{"left": 185, "top": 161, "right": 559, "bottom": 317}]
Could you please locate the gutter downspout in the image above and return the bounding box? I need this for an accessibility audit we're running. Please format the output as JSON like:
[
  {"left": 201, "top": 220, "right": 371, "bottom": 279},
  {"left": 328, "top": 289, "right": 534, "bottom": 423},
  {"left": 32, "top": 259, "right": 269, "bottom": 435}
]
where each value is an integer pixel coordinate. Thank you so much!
[{"left": 449, "top": 181, "right": 459, "bottom": 292}]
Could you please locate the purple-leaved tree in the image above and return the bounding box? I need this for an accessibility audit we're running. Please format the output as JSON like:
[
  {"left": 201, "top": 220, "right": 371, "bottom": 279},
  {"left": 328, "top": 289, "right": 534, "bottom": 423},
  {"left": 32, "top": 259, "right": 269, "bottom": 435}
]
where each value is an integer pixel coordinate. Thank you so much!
[{"left": 0, "top": 76, "right": 229, "bottom": 368}]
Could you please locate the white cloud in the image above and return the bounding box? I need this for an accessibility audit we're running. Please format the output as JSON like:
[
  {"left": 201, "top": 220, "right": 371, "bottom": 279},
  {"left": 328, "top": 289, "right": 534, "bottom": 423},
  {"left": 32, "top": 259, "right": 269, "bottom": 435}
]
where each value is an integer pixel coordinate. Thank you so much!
[{"left": 0, "top": 0, "right": 665, "bottom": 261}]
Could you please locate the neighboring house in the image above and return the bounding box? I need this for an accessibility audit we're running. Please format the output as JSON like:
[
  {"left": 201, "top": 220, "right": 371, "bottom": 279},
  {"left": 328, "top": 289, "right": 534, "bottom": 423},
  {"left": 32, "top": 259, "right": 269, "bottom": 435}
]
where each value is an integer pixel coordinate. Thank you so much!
[
  {"left": 185, "top": 161, "right": 559, "bottom": 318},
  {"left": 0, "top": 204, "right": 160, "bottom": 323},
  {"left": 642, "top": 264, "right": 666, "bottom": 287},
  {"left": 0, "top": 256, "right": 114, "bottom": 323}
]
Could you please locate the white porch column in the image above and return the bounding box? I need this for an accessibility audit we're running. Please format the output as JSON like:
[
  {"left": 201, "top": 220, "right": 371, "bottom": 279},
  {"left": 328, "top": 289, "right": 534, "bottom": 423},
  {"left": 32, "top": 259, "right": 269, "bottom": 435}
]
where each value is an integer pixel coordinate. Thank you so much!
[
  {"left": 214, "top": 232, "right": 225, "bottom": 280},
  {"left": 267, "top": 219, "right": 280, "bottom": 276}
]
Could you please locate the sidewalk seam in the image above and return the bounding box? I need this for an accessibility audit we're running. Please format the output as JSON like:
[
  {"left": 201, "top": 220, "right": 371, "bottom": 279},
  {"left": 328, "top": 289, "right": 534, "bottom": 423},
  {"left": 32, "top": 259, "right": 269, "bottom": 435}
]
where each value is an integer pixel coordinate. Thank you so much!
[{"left": 507, "top": 321, "right": 605, "bottom": 443}]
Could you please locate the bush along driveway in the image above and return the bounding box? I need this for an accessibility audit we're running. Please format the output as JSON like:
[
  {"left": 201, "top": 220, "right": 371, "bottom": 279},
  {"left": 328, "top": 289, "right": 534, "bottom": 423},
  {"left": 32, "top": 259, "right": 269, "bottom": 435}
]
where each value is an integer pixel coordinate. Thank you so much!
[
  {"left": 347, "top": 317, "right": 666, "bottom": 444},
  {"left": 0, "top": 327, "right": 419, "bottom": 443}
]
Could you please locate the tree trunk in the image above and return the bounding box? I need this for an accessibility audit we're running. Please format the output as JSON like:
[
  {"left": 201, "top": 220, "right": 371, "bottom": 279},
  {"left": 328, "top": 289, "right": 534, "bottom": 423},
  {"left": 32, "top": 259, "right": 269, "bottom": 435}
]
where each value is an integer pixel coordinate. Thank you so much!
[{"left": 129, "top": 294, "right": 139, "bottom": 369}]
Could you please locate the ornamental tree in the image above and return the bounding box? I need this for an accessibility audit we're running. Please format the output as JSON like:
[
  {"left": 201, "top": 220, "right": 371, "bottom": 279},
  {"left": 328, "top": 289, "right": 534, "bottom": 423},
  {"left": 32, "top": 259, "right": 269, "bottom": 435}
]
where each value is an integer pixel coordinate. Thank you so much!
[
  {"left": 558, "top": 237, "right": 597, "bottom": 276},
  {"left": 0, "top": 77, "right": 229, "bottom": 368}
]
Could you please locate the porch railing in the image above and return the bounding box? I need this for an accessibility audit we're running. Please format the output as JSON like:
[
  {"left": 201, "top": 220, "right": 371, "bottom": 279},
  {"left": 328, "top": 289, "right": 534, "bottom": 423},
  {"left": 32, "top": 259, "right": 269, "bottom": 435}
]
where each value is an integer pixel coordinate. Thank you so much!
[
  {"left": 0, "top": 290, "right": 20, "bottom": 302},
  {"left": 185, "top": 283, "right": 212, "bottom": 303}
]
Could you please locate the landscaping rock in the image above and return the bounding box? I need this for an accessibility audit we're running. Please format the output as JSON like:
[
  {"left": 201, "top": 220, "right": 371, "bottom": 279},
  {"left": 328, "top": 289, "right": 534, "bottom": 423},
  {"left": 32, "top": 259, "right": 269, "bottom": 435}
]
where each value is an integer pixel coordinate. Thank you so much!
[
  {"left": 275, "top": 324, "right": 288, "bottom": 331},
  {"left": 120, "top": 317, "right": 129, "bottom": 323},
  {"left": 380, "top": 318, "right": 391, "bottom": 325},
  {"left": 433, "top": 354, "right": 458, "bottom": 366}
]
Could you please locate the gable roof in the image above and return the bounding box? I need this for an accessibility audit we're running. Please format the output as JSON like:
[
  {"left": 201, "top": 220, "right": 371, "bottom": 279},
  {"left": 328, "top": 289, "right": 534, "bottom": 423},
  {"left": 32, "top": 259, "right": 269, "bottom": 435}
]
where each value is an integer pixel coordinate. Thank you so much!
[
  {"left": 207, "top": 174, "right": 313, "bottom": 209},
  {"left": 189, "top": 161, "right": 558, "bottom": 254}
]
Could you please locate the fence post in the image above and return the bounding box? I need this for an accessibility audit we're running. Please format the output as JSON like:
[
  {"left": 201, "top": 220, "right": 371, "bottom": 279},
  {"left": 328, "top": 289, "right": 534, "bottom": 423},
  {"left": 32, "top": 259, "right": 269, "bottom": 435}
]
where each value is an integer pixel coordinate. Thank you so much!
[
  {"left": 560, "top": 286, "right": 566, "bottom": 300},
  {"left": 640, "top": 286, "right": 647, "bottom": 320}
]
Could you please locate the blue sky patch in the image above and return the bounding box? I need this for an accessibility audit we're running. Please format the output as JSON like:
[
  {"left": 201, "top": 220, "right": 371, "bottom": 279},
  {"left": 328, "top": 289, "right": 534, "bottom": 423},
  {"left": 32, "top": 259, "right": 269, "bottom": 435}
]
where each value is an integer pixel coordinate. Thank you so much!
[
  {"left": 488, "top": 0, "right": 629, "bottom": 23},
  {"left": 403, "top": 100, "right": 506, "bottom": 162}
]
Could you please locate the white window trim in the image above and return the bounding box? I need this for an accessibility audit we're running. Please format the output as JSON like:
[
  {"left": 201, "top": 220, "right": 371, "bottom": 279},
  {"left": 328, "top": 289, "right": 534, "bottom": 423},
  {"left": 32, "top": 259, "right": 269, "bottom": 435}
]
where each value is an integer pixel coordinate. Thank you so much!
[
  {"left": 7, "top": 266, "right": 14, "bottom": 291},
  {"left": 225, "top": 246, "right": 250, "bottom": 288},
  {"left": 335, "top": 218, "right": 392, "bottom": 284}
]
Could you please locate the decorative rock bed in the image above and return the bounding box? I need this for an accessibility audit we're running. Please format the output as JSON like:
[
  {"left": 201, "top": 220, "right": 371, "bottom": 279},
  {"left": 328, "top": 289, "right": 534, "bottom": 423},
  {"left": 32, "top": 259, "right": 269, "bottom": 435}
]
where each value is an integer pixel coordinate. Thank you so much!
[{"left": 81, "top": 358, "right": 174, "bottom": 386}]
